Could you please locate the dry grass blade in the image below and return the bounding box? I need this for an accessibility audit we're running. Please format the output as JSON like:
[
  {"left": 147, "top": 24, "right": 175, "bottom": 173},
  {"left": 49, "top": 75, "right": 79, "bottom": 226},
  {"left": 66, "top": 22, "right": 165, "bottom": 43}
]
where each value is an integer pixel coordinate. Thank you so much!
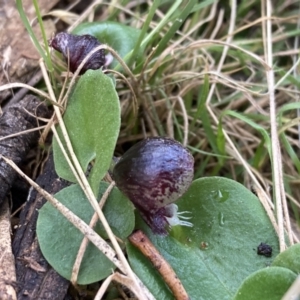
[
  {"left": 95, "top": 272, "right": 154, "bottom": 300},
  {"left": 264, "top": 0, "right": 292, "bottom": 251},
  {"left": 176, "top": 96, "right": 188, "bottom": 146},
  {"left": 60, "top": 44, "right": 137, "bottom": 111},
  {"left": 0, "top": 155, "right": 154, "bottom": 300},
  {"left": 39, "top": 60, "right": 148, "bottom": 299},
  {"left": 0, "top": 83, "right": 53, "bottom": 103},
  {"left": 0, "top": 126, "right": 47, "bottom": 142},
  {"left": 7, "top": 0, "right": 300, "bottom": 298},
  {"left": 282, "top": 276, "right": 300, "bottom": 300},
  {"left": 202, "top": 0, "right": 275, "bottom": 222},
  {"left": 70, "top": 181, "right": 115, "bottom": 287},
  {"left": 1, "top": 155, "right": 122, "bottom": 269}
]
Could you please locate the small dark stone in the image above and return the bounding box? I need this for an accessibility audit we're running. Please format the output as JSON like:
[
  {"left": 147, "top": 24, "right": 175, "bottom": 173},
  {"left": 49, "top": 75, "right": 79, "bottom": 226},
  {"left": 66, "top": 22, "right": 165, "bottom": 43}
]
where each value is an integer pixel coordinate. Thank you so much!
[{"left": 257, "top": 242, "right": 272, "bottom": 257}]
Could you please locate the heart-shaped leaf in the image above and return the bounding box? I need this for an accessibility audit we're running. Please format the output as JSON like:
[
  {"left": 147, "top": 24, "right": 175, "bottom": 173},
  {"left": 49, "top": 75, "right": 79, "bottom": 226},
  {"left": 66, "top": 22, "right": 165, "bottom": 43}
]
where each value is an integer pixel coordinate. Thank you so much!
[
  {"left": 37, "top": 182, "right": 135, "bottom": 284},
  {"left": 271, "top": 243, "right": 300, "bottom": 274},
  {"left": 127, "top": 177, "right": 279, "bottom": 299},
  {"left": 53, "top": 69, "right": 120, "bottom": 194},
  {"left": 72, "top": 21, "right": 142, "bottom": 68},
  {"left": 233, "top": 267, "right": 296, "bottom": 300}
]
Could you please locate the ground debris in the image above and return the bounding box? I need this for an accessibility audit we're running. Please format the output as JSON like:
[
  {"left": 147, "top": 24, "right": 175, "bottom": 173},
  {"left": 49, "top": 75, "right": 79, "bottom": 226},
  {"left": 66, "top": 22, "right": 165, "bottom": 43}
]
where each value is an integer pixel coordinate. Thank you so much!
[
  {"left": 12, "top": 155, "right": 70, "bottom": 300},
  {"left": 0, "top": 199, "right": 17, "bottom": 300},
  {"left": 0, "top": 95, "right": 50, "bottom": 208}
]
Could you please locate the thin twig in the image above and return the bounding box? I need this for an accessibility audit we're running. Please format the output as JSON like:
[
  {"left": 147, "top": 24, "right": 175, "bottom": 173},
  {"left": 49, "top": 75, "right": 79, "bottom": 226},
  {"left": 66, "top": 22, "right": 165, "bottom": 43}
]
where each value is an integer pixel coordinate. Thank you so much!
[{"left": 129, "top": 230, "right": 190, "bottom": 300}]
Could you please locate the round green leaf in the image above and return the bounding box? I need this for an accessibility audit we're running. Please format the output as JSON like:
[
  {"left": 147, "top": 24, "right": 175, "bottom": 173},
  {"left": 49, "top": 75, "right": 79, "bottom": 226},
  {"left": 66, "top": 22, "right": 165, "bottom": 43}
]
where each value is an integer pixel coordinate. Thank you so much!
[
  {"left": 233, "top": 267, "right": 297, "bottom": 300},
  {"left": 72, "top": 21, "right": 142, "bottom": 68},
  {"left": 272, "top": 243, "right": 300, "bottom": 274},
  {"left": 53, "top": 69, "right": 120, "bottom": 194},
  {"left": 127, "top": 177, "right": 279, "bottom": 300},
  {"left": 37, "top": 182, "right": 135, "bottom": 284}
]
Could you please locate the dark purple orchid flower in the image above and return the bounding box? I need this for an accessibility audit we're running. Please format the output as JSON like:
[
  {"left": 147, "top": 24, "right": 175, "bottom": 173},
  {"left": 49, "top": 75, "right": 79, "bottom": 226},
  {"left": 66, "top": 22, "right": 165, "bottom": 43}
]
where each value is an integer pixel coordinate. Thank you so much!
[
  {"left": 113, "top": 137, "right": 194, "bottom": 235},
  {"left": 50, "top": 32, "right": 106, "bottom": 74}
]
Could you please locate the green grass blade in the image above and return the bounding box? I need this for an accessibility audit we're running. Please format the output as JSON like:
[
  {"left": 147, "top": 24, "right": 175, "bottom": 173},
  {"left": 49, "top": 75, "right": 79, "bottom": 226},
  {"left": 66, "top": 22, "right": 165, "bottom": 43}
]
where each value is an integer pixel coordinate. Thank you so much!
[
  {"left": 187, "top": 146, "right": 231, "bottom": 159},
  {"left": 141, "top": 0, "right": 182, "bottom": 48},
  {"left": 278, "top": 102, "right": 300, "bottom": 173},
  {"left": 32, "top": 0, "right": 53, "bottom": 71},
  {"left": 152, "top": 0, "right": 197, "bottom": 58},
  {"left": 192, "top": 75, "right": 220, "bottom": 156},
  {"left": 251, "top": 140, "right": 268, "bottom": 170},
  {"left": 16, "top": 0, "right": 47, "bottom": 63},
  {"left": 128, "top": 0, "right": 160, "bottom": 67},
  {"left": 221, "top": 110, "right": 273, "bottom": 162}
]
